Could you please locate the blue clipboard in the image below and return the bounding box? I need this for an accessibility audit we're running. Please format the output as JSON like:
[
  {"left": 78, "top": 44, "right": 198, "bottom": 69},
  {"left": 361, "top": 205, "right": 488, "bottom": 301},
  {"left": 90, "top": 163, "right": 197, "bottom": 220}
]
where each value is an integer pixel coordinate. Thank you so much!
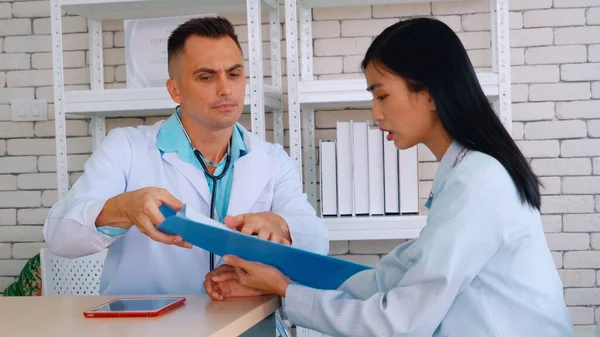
[{"left": 156, "top": 205, "right": 372, "bottom": 290}]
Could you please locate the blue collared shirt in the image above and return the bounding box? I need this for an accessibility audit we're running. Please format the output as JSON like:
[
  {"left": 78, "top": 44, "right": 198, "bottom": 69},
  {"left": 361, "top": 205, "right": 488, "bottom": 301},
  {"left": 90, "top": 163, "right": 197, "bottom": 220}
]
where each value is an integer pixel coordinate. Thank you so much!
[
  {"left": 155, "top": 110, "right": 247, "bottom": 223},
  {"left": 97, "top": 110, "right": 247, "bottom": 237}
]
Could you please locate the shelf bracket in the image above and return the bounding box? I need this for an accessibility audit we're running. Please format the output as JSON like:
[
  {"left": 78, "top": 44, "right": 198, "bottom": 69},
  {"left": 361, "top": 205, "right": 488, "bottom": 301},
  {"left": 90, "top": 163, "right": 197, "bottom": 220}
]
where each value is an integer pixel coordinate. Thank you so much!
[
  {"left": 51, "top": 0, "right": 69, "bottom": 201},
  {"left": 299, "top": 6, "right": 317, "bottom": 209},
  {"left": 89, "top": 19, "right": 106, "bottom": 151},
  {"left": 247, "top": 0, "right": 267, "bottom": 140},
  {"left": 285, "top": 0, "right": 303, "bottom": 179},
  {"left": 492, "top": 0, "right": 512, "bottom": 134},
  {"left": 269, "top": 0, "right": 284, "bottom": 147}
]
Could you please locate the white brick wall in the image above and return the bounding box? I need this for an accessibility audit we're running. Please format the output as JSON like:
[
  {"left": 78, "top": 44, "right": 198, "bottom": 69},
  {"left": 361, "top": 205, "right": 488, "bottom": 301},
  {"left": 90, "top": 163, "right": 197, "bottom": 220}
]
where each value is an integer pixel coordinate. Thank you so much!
[
  {"left": 517, "top": 140, "right": 560, "bottom": 157},
  {"left": 0, "top": 4, "right": 11, "bottom": 20},
  {"left": 0, "top": 19, "right": 32, "bottom": 36},
  {"left": 556, "top": 101, "right": 600, "bottom": 119},
  {"left": 524, "top": 120, "right": 586, "bottom": 139},
  {"left": 562, "top": 63, "right": 600, "bottom": 81},
  {"left": 0, "top": 0, "right": 598, "bottom": 329},
  {"left": 511, "top": 28, "right": 553, "bottom": 47},
  {"left": 0, "top": 53, "right": 31, "bottom": 70},
  {"left": 565, "top": 214, "right": 600, "bottom": 232},
  {"left": 589, "top": 7, "right": 600, "bottom": 25},
  {"left": 523, "top": 9, "right": 586, "bottom": 28},
  {"left": 511, "top": 65, "right": 559, "bottom": 83},
  {"left": 562, "top": 139, "right": 600, "bottom": 157},
  {"left": 590, "top": 45, "right": 600, "bottom": 62},
  {"left": 529, "top": 83, "right": 591, "bottom": 101},
  {"left": 531, "top": 158, "right": 592, "bottom": 176},
  {"left": 555, "top": 26, "right": 600, "bottom": 45},
  {"left": 12, "top": 1, "right": 51, "bottom": 18},
  {"left": 525, "top": 45, "right": 587, "bottom": 65}
]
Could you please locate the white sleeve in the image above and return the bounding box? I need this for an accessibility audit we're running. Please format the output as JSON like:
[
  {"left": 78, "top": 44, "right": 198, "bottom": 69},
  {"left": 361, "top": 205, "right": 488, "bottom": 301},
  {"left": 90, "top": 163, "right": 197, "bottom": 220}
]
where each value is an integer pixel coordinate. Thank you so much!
[
  {"left": 43, "top": 128, "right": 132, "bottom": 258},
  {"left": 284, "top": 172, "right": 505, "bottom": 337},
  {"left": 271, "top": 146, "right": 329, "bottom": 255}
]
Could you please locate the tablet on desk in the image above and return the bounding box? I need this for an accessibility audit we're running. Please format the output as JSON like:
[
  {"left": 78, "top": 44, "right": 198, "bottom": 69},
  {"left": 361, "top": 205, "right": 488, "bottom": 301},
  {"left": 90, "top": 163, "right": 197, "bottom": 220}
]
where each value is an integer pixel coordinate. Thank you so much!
[{"left": 83, "top": 297, "right": 186, "bottom": 318}]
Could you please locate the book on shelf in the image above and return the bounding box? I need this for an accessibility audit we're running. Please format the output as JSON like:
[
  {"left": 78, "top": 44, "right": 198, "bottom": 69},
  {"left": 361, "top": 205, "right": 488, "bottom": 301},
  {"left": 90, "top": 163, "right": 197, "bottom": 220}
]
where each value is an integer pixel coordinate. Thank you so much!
[
  {"left": 399, "top": 146, "right": 419, "bottom": 214},
  {"left": 367, "top": 127, "right": 385, "bottom": 216},
  {"left": 320, "top": 120, "right": 420, "bottom": 217},
  {"left": 352, "top": 122, "right": 370, "bottom": 215},
  {"left": 319, "top": 140, "right": 338, "bottom": 216},
  {"left": 335, "top": 121, "right": 353, "bottom": 216},
  {"left": 383, "top": 136, "right": 400, "bottom": 214}
]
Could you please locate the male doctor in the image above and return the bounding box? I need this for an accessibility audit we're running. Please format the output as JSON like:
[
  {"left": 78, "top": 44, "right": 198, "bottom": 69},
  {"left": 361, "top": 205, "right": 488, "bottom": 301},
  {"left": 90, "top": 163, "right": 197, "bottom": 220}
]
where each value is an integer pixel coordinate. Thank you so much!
[{"left": 43, "top": 16, "right": 329, "bottom": 295}]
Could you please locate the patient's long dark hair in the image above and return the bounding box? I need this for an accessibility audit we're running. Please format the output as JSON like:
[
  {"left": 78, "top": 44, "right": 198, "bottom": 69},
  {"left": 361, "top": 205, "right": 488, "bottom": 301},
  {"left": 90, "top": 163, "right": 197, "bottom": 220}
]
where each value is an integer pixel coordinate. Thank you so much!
[{"left": 362, "top": 17, "right": 541, "bottom": 210}]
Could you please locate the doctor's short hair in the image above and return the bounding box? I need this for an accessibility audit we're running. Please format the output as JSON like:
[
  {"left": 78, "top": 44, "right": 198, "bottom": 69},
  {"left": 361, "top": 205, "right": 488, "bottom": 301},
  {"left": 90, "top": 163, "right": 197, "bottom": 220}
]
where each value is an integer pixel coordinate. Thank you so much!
[{"left": 167, "top": 16, "right": 243, "bottom": 75}]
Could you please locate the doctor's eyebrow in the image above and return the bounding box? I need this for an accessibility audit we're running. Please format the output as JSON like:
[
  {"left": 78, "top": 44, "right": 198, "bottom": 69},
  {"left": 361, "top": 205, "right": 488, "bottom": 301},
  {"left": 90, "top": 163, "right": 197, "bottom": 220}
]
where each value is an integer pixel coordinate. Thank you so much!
[{"left": 193, "top": 64, "right": 244, "bottom": 75}]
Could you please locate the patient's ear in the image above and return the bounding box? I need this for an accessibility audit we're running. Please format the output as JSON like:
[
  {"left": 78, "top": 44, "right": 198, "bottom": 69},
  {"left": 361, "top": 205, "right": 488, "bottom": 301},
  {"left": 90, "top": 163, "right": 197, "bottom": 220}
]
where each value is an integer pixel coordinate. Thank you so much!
[{"left": 426, "top": 91, "right": 436, "bottom": 112}]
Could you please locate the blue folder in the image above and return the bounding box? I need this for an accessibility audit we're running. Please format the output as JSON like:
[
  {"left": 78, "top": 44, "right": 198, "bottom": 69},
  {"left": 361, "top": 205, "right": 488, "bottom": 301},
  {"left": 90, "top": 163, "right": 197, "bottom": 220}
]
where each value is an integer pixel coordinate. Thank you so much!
[{"left": 157, "top": 205, "right": 372, "bottom": 290}]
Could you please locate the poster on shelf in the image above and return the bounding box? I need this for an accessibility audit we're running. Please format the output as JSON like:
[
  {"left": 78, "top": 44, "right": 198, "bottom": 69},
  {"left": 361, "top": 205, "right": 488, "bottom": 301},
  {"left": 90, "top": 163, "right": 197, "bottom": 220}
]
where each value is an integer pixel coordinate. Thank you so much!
[{"left": 124, "top": 14, "right": 216, "bottom": 89}]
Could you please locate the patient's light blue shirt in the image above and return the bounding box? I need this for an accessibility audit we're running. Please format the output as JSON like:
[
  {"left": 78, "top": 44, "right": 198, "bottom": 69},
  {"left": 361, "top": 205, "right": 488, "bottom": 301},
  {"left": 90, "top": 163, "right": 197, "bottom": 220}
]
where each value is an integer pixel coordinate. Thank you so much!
[
  {"left": 97, "top": 110, "right": 247, "bottom": 237},
  {"left": 284, "top": 141, "right": 574, "bottom": 337}
]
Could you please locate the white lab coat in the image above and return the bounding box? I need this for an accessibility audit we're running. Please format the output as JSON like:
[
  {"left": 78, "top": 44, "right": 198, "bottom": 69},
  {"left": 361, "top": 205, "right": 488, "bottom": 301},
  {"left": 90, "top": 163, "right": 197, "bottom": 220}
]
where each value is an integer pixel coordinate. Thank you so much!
[{"left": 43, "top": 121, "right": 329, "bottom": 295}]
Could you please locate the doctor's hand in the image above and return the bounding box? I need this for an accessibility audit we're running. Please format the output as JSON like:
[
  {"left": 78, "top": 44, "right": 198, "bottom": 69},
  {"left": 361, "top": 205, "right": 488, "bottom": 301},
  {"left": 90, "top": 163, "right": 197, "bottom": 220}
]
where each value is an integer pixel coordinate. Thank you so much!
[
  {"left": 204, "top": 264, "right": 264, "bottom": 301},
  {"left": 210, "top": 255, "right": 292, "bottom": 298},
  {"left": 224, "top": 212, "right": 291, "bottom": 245},
  {"left": 97, "top": 187, "right": 192, "bottom": 249}
]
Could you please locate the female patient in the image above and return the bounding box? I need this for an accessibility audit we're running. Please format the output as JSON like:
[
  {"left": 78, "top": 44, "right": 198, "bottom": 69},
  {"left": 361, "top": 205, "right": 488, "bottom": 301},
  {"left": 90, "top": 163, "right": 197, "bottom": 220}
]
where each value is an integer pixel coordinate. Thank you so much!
[{"left": 204, "top": 18, "right": 573, "bottom": 337}]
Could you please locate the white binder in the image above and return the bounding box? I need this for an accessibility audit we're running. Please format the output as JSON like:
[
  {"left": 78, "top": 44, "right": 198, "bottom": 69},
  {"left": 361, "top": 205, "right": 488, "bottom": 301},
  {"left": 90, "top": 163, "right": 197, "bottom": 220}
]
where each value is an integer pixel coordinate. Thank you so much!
[
  {"left": 319, "top": 140, "right": 338, "bottom": 216},
  {"left": 383, "top": 138, "right": 399, "bottom": 214},
  {"left": 399, "top": 146, "right": 419, "bottom": 214},
  {"left": 352, "top": 122, "right": 369, "bottom": 215},
  {"left": 336, "top": 121, "right": 353, "bottom": 216},
  {"left": 367, "top": 127, "right": 385, "bottom": 215}
]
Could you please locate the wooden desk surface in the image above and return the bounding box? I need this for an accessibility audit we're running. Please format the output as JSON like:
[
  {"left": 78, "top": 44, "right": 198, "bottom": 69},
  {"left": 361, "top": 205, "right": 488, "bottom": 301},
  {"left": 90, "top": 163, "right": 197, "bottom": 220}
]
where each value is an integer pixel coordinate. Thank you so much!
[{"left": 1, "top": 295, "right": 280, "bottom": 337}]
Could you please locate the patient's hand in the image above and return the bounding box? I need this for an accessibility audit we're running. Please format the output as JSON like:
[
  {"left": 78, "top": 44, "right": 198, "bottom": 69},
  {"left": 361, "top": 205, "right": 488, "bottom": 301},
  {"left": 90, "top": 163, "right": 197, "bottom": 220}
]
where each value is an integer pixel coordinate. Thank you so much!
[{"left": 204, "top": 265, "right": 263, "bottom": 301}]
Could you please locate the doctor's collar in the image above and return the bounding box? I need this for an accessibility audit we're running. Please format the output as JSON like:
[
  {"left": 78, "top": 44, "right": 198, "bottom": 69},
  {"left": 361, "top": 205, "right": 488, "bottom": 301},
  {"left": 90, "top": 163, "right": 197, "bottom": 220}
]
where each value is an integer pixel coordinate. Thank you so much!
[{"left": 173, "top": 105, "right": 232, "bottom": 155}]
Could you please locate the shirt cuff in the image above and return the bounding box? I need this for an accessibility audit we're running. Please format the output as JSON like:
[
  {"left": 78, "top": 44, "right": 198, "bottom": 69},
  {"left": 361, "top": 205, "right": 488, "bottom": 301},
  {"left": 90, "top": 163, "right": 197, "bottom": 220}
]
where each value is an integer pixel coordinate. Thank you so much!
[
  {"left": 97, "top": 226, "right": 128, "bottom": 237},
  {"left": 84, "top": 199, "right": 122, "bottom": 246},
  {"left": 284, "top": 283, "right": 318, "bottom": 330}
]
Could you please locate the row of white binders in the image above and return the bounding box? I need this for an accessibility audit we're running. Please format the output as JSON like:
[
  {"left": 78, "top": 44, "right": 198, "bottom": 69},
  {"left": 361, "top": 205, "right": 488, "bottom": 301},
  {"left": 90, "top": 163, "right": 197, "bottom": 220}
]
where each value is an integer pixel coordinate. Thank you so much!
[{"left": 320, "top": 121, "right": 419, "bottom": 217}]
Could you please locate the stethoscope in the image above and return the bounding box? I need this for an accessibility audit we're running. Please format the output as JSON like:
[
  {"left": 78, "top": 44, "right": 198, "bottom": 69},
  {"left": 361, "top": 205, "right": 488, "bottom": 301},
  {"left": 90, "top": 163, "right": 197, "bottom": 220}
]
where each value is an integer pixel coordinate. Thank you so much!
[{"left": 174, "top": 107, "right": 231, "bottom": 271}]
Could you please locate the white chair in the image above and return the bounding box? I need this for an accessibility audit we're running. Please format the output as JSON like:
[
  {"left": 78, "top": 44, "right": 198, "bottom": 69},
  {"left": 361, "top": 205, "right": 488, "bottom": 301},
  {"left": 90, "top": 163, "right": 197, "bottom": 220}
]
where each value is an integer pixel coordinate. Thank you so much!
[{"left": 39, "top": 248, "right": 107, "bottom": 296}]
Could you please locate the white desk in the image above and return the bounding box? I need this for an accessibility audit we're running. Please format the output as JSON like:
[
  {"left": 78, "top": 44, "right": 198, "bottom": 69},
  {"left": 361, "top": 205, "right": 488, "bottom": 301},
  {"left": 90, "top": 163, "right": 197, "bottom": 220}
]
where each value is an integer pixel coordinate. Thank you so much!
[{"left": 1, "top": 294, "right": 280, "bottom": 336}]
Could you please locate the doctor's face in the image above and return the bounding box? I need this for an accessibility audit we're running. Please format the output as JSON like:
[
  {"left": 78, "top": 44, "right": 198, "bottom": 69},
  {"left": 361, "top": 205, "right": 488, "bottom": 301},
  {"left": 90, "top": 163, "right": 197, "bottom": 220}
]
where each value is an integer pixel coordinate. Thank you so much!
[{"left": 167, "top": 35, "right": 246, "bottom": 130}]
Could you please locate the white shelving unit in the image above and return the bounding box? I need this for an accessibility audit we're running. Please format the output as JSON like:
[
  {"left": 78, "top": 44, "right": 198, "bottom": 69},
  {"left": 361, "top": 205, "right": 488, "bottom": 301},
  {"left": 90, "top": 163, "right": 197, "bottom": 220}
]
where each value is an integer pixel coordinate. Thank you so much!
[
  {"left": 51, "top": 0, "right": 284, "bottom": 200},
  {"left": 284, "top": 0, "right": 512, "bottom": 243}
]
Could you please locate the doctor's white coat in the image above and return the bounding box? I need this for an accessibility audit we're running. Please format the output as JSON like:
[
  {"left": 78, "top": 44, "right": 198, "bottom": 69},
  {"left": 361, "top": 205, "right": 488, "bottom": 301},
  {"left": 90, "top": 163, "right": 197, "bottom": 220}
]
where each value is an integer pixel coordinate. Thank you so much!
[{"left": 43, "top": 121, "right": 329, "bottom": 295}]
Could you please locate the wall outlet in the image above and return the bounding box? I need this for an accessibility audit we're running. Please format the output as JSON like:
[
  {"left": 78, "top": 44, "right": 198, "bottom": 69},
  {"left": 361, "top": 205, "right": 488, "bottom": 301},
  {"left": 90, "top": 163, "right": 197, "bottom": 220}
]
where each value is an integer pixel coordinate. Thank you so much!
[{"left": 11, "top": 99, "right": 48, "bottom": 122}]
